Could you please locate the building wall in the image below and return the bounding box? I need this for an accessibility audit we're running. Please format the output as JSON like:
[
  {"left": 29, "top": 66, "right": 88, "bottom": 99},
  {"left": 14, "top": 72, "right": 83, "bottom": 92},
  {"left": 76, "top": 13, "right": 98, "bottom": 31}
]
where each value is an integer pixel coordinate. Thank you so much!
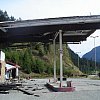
[
  {"left": 0, "top": 51, "right": 5, "bottom": 82},
  {"left": 0, "top": 60, "right": 5, "bottom": 82}
]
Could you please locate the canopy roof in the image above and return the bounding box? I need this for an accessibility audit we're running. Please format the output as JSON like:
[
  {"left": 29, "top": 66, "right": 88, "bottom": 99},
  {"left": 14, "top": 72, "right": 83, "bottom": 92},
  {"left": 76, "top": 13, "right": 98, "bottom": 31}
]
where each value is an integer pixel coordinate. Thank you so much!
[
  {"left": 6, "top": 64, "right": 16, "bottom": 71},
  {"left": 6, "top": 61, "right": 20, "bottom": 71},
  {"left": 1, "top": 15, "right": 100, "bottom": 44}
]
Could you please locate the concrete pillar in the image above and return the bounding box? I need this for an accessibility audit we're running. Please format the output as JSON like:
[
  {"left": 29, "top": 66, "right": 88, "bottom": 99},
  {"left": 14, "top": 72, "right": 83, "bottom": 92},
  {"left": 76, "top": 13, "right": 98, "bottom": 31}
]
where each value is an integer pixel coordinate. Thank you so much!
[
  {"left": 16, "top": 67, "right": 18, "bottom": 77},
  {"left": 0, "top": 60, "right": 5, "bottom": 82}
]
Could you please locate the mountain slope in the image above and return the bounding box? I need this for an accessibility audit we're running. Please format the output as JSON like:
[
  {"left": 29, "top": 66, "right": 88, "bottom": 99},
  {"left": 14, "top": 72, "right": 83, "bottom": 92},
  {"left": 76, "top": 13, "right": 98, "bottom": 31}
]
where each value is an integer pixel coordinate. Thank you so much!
[
  {"left": 82, "top": 46, "right": 100, "bottom": 62},
  {"left": 4, "top": 43, "right": 82, "bottom": 77}
]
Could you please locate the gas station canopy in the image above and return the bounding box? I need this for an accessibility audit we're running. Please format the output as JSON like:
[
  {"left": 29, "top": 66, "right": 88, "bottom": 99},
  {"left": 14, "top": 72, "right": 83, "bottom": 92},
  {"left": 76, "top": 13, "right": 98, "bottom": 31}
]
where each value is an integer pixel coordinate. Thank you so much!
[
  {"left": 1, "top": 15, "right": 100, "bottom": 88},
  {"left": 1, "top": 15, "right": 100, "bottom": 44}
]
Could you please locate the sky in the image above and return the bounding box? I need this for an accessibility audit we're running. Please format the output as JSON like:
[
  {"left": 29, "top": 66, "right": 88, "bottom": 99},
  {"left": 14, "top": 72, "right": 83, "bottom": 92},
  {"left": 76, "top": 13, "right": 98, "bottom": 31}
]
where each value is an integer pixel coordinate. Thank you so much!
[{"left": 0, "top": 0, "right": 100, "bottom": 57}]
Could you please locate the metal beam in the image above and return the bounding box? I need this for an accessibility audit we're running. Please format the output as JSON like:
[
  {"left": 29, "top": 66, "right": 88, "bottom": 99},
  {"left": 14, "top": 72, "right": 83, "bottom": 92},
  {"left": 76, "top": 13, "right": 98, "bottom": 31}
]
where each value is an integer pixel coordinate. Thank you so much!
[
  {"left": 53, "top": 33, "right": 58, "bottom": 82},
  {"left": 0, "top": 27, "right": 7, "bottom": 32},
  {"left": 53, "top": 39, "right": 56, "bottom": 82}
]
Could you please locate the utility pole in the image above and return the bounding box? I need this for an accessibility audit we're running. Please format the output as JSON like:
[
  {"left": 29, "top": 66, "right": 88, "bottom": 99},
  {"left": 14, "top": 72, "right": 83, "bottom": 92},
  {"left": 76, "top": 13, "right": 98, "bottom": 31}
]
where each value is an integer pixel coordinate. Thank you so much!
[
  {"left": 90, "top": 36, "right": 99, "bottom": 74},
  {"left": 76, "top": 52, "right": 81, "bottom": 70}
]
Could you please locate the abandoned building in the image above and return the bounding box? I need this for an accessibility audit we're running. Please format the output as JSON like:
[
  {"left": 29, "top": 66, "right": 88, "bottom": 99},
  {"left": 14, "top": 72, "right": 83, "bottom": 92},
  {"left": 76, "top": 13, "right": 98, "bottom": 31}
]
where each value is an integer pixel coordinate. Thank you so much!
[
  {"left": 5, "top": 61, "right": 20, "bottom": 79},
  {"left": 0, "top": 51, "right": 20, "bottom": 82}
]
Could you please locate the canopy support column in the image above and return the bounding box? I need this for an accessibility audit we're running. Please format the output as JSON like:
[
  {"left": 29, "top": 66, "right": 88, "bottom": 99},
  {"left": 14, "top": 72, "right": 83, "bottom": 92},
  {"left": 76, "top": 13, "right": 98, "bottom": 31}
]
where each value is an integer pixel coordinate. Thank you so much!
[
  {"left": 53, "top": 33, "right": 58, "bottom": 83},
  {"left": 53, "top": 39, "right": 56, "bottom": 82},
  {"left": 59, "top": 30, "right": 63, "bottom": 87}
]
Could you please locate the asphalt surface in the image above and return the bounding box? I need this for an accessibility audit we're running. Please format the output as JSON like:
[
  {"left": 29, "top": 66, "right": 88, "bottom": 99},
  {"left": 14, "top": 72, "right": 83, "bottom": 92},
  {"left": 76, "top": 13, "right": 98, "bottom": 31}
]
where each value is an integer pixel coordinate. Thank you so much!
[{"left": 0, "top": 78, "right": 100, "bottom": 100}]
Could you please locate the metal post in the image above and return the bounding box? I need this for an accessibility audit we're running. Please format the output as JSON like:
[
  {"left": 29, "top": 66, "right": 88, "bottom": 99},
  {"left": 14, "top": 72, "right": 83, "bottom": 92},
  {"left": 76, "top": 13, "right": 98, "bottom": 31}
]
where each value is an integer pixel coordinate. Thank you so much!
[
  {"left": 90, "top": 36, "right": 99, "bottom": 74},
  {"left": 59, "top": 30, "right": 63, "bottom": 87},
  {"left": 78, "top": 55, "right": 79, "bottom": 68},
  {"left": 53, "top": 33, "right": 58, "bottom": 83},
  {"left": 53, "top": 39, "right": 56, "bottom": 82},
  {"left": 76, "top": 52, "right": 81, "bottom": 70},
  {"left": 87, "top": 60, "right": 89, "bottom": 75},
  {"left": 94, "top": 38, "right": 96, "bottom": 73}
]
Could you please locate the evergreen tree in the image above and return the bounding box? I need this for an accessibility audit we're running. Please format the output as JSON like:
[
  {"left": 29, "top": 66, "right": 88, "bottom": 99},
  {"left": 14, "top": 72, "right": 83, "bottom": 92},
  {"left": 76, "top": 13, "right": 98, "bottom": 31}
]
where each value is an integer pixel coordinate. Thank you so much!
[
  {"left": 0, "top": 9, "right": 15, "bottom": 22},
  {"left": 22, "top": 49, "right": 33, "bottom": 74}
]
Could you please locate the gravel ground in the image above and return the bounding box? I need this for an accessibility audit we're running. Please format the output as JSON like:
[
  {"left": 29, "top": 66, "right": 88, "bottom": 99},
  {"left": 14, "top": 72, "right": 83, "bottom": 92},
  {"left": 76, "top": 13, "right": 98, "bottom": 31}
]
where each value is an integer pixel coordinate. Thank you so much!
[{"left": 0, "top": 78, "right": 100, "bottom": 100}]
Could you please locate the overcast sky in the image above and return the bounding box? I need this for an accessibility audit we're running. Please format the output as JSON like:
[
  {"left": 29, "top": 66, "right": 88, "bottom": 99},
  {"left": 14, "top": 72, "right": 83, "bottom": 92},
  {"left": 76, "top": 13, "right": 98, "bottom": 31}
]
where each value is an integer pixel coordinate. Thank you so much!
[{"left": 0, "top": 0, "right": 100, "bottom": 57}]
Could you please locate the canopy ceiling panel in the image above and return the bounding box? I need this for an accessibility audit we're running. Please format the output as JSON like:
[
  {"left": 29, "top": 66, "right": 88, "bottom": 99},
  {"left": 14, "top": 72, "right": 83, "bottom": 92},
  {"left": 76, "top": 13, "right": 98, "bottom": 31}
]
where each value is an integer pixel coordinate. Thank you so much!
[{"left": 1, "top": 15, "right": 100, "bottom": 44}]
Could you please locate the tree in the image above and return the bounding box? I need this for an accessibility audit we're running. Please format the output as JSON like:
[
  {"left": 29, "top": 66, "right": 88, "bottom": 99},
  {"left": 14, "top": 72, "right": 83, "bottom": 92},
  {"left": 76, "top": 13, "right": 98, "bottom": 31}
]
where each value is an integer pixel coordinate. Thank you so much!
[
  {"left": 10, "top": 16, "right": 15, "bottom": 21},
  {"left": 0, "top": 9, "right": 15, "bottom": 22},
  {"left": 22, "top": 49, "right": 33, "bottom": 74},
  {"left": 33, "top": 59, "right": 45, "bottom": 74}
]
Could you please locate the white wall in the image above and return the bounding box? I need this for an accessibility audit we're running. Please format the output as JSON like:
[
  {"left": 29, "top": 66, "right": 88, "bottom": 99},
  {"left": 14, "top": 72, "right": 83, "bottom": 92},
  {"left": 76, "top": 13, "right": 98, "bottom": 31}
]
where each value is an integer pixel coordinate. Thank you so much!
[{"left": 0, "top": 51, "right": 5, "bottom": 61}]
